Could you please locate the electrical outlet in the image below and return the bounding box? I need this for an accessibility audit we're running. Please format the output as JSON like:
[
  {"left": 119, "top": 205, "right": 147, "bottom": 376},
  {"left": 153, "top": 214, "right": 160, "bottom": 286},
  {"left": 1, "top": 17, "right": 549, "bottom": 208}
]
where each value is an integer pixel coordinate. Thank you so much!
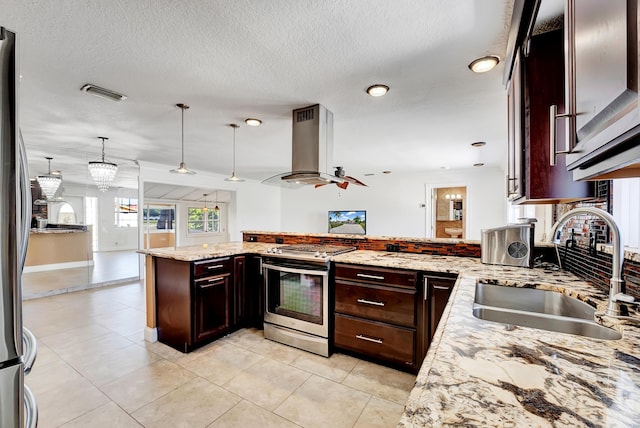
[{"left": 275, "top": 237, "right": 284, "bottom": 244}]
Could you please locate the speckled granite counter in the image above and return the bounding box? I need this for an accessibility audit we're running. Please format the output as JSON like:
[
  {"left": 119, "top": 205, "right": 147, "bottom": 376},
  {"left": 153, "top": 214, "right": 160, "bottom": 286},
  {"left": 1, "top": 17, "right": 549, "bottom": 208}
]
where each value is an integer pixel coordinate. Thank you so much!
[
  {"left": 142, "top": 245, "right": 639, "bottom": 426},
  {"left": 138, "top": 242, "right": 273, "bottom": 261},
  {"left": 331, "top": 251, "right": 639, "bottom": 427}
]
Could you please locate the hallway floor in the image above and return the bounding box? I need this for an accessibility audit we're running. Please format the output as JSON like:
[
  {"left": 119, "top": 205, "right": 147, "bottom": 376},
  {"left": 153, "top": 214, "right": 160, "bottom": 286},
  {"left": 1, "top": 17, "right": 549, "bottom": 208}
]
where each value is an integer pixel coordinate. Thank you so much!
[
  {"left": 22, "top": 250, "right": 140, "bottom": 300},
  {"left": 23, "top": 281, "right": 416, "bottom": 427}
]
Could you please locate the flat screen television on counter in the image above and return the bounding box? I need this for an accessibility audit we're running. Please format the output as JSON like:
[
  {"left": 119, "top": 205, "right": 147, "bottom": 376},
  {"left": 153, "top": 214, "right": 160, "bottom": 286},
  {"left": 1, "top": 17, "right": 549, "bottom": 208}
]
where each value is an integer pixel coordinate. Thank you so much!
[{"left": 328, "top": 210, "right": 366, "bottom": 235}]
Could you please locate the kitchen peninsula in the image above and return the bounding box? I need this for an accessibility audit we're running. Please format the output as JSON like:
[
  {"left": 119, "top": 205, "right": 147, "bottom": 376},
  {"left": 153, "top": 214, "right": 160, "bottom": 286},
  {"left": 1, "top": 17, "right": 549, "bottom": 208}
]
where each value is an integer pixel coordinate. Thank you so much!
[
  {"left": 24, "top": 225, "right": 92, "bottom": 272},
  {"left": 140, "top": 232, "right": 640, "bottom": 426}
]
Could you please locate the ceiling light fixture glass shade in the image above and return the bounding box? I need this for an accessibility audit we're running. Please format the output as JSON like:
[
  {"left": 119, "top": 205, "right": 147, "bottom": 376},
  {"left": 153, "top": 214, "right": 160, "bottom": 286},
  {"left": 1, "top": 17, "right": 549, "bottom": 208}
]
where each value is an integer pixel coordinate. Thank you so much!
[
  {"left": 170, "top": 103, "right": 196, "bottom": 175},
  {"left": 244, "top": 118, "right": 262, "bottom": 126},
  {"left": 88, "top": 137, "right": 118, "bottom": 192},
  {"left": 36, "top": 157, "right": 62, "bottom": 199},
  {"left": 214, "top": 190, "right": 220, "bottom": 213},
  {"left": 225, "top": 124, "right": 245, "bottom": 182},
  {"left": 468, "top": 55, "right": 500, "bottom": 73},
  {"left": 366, "top": 84, "right": 389, "bottom": 97}
]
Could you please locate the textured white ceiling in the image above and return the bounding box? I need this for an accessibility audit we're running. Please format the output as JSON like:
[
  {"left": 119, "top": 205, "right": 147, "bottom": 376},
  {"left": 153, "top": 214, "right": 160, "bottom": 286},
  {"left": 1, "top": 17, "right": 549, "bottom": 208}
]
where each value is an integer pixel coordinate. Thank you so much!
[{"left": 4, "top": 0, "right": 517, "bottom": 189}]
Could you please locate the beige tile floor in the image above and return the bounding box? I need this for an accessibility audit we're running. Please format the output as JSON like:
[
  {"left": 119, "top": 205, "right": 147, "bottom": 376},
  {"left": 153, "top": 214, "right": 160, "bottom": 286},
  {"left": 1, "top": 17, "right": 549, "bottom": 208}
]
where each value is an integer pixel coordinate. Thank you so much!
[
  {"left": 23, "top": 281, "right": 416, "bottom": 427},
  {"left": 22, "top": 250, "right": 140, "bottom": 300}
]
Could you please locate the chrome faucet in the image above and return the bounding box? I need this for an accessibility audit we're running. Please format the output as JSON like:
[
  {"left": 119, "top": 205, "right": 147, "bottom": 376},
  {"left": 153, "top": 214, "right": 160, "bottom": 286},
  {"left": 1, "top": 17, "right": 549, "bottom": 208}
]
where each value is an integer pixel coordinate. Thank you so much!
[{"left": 550, "top": 207, "right": 633, "bottom": 317}]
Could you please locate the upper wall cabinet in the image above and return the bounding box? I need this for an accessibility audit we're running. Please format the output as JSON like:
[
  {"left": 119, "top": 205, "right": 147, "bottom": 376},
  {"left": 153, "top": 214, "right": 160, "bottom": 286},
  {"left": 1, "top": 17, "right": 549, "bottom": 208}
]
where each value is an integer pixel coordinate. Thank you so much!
[
  {"left": 563, "top": 0, "right": 640, "bottom": 180},
  {"left": 507, "top": 28, "right": 594, "bottom": 204}
]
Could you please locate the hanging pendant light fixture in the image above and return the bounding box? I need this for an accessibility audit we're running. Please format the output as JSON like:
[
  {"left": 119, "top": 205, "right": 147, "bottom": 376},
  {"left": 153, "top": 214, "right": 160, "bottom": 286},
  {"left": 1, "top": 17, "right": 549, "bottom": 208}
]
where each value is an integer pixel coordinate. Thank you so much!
[
  {"left": 88, "top": 136, "right": 118, "bottom": 192},
  {"left": 170, "top": 103, "right": 196, "bottom": 174},
  {"left": 214, "top": 190, "right": 220, "bottom": 213},
  {"left": 202, "top": 193, "right": 209, "bottom": 213},
  {"left": 225, "top": 124, "right": 244, "bottom": 182},
  {"left": 36, "top": 157, "right": 62, "bottom": 199}
]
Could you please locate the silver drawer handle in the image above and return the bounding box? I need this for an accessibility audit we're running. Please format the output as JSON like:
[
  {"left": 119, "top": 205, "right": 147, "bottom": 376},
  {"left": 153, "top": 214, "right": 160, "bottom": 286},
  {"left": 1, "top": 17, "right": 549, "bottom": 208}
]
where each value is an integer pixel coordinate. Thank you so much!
[
  {"left": 357, "top": 298, "right": 385, "bottom": 307},
  {"left": 356, "top": 273, "right": 385, "bottom": 280},
  {"left": 432, "top": 285, "right": 450, "bottom": 290},
  {"left": 356, "top": 334, "right": 383, "bottom": 344},
  {"left": 207, "top": 264, "right": 224, "bottom": 270},
  {"left": 200, "top": 278, "right": 225, "bottom": 288}
]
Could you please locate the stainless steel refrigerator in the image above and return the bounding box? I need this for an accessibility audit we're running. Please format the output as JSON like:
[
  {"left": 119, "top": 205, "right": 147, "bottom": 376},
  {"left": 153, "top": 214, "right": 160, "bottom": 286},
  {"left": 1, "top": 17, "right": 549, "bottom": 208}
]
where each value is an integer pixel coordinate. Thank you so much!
[{"left": 1, "top": 26, "right": 38, "bottom": 428}]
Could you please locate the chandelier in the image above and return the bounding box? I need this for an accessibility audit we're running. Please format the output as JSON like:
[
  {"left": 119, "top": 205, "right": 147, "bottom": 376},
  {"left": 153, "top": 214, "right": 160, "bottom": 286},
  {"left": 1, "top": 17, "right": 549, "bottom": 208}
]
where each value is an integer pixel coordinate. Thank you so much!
[
  {"left": 88, "top": 137, "right": 118, "bottom": 192},
  {"left": 36, "top": 157, "right": 62, "bottom": 199}
]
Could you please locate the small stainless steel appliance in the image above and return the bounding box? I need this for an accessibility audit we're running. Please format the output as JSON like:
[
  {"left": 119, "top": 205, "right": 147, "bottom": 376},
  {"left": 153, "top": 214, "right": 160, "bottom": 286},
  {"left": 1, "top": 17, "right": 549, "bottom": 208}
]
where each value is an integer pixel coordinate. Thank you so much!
[
  {"left": 262, "top": 244, "right": 356, "bottom": 356},
  {"left": 481, "top": 222, "right": 535, "bottom": 268}
]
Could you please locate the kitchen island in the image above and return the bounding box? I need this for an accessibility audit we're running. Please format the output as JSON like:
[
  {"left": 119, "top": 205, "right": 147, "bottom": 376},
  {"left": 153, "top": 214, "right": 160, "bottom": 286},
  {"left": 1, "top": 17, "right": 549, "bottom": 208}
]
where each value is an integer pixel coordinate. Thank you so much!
[
  {"left": 24, "top": 227, "right": 93, "bottom": 272},
  {"left": 141, "top": 243, "right": 639, "bottom": 427}
]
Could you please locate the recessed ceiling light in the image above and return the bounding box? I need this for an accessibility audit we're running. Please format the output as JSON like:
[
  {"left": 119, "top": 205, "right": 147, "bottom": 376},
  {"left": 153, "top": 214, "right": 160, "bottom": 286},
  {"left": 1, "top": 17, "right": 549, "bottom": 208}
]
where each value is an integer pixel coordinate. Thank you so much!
[
  {"left": 244, "top": 118, "right": 262, "bottom": 126},
  {"left": 80, "top": 84, "right": 127, "bottom": 101},
  {"left": 471, "top": 141, "right": 486, "bottom": 147},
  {"left": 382, "top": 170, "right": 392, "bottom": 174},
  {"left": 473, "top": 163, "right": 485, "bottom": 167},
  {"left": 367, "top": 84, "right": 390, "bottom": 97},
  {"left": 468, "top": 55, "right": 500, "bottom": 73},
  {"left": 364, "top": 173, "right": 375, "bottom": 176}
]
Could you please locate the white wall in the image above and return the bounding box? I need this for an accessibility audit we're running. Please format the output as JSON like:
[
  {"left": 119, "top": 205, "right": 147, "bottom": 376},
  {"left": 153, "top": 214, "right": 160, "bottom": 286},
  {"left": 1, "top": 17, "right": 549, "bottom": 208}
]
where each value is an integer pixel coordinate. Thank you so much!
[
  {"left": 97, "top": 187, "right": 139, "bottom": 251},
  {"left": 138, "top": 161, "right": 281, "bottom": 245},
  {"left": 280, "top": 167, "right": 507, "bottom": 240}
]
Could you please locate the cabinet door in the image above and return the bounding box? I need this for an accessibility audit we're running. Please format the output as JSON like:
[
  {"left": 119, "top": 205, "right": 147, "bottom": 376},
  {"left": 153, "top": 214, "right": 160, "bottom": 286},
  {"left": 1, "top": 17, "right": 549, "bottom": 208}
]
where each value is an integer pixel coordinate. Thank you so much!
[
  {"left": 194, "top": 274, "right": 231, "bottom": 342},
  {"left": 246, "top": 256, "right": 264, "bottom": 329},
  {"left": 428, "top": 277, "right": 455, "bottom": 340},
  {"left": 507, "top": 49, "right": 524, "bottom": 200},
  {"left": 566, "top": 0, "right": 640, "bottom": 173},
  {"left": 234, "top": 256, "right": 246, "bottom": 327}
]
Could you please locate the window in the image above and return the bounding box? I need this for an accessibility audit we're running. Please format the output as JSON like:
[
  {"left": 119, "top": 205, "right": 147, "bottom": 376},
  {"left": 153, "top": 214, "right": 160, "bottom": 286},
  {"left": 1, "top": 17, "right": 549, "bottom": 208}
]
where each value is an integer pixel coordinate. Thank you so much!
[
  {"left": 57, "top": 203, "right": 76, "bottom": 224},
  {"left": 115, "top": 197, "right": 138, "bottom": 228},
  {"left": 188, "top": 207, "right": 221, "bottom": 234},
  {"left": 143, "top": 206, "right": 175, "bottom": 231}
]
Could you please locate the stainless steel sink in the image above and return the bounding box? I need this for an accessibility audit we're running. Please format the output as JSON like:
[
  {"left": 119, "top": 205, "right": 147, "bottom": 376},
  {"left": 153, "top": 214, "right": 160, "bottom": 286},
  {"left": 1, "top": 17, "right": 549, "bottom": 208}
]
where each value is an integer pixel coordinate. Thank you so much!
[{"left": 472, "top": 283, "right": 622, "bottom": 340}]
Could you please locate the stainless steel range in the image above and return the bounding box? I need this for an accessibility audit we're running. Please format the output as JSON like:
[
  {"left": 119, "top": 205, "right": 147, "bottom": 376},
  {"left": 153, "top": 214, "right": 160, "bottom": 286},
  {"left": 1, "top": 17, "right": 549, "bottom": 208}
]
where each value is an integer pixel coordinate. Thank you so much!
[{"left": 262, "top": 244, "right": 356, "bottom": 356}]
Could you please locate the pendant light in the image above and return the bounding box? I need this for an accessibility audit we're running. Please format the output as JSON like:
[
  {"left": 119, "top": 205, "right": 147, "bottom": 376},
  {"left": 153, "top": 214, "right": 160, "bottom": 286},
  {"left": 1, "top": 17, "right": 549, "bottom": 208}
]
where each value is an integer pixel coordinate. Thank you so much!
[
  {"left": 170, "top": 103, "right": 196, "bottom": 174},
  {"left": 88, "top": 137, "right": 118, "bottom": 192},
  {"left": 214, "top": 190, "right": 220, "bottom": 214},
  {"left": 225, "top": 124, "right": 244, "bottom": 182},
  {"left": 36, "top": 157, "right": 62, "bottom": 199},
  {"left": 202, "top": 193, "right": 209, "bottom": 212}
]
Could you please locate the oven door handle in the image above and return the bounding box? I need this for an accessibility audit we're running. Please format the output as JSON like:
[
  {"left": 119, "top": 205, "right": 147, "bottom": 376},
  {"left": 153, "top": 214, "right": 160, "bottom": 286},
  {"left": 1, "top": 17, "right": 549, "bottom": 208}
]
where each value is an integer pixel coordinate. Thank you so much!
[{"left": 262, "top": 263, "right": 328, "bottom": 277}]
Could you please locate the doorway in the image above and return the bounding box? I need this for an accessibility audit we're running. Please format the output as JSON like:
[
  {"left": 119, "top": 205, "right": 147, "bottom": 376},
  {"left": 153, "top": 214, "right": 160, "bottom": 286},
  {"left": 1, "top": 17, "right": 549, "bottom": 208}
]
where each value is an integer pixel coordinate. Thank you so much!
[{"left": 429, "top": 185, "right": 467, "bottom": 239}]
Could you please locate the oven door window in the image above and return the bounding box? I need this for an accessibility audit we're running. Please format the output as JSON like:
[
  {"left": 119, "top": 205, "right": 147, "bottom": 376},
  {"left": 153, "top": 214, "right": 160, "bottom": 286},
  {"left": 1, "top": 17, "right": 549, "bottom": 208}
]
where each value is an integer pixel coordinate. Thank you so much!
[{"left": 266, "top": 269, "right": 324, "bottom": 324}]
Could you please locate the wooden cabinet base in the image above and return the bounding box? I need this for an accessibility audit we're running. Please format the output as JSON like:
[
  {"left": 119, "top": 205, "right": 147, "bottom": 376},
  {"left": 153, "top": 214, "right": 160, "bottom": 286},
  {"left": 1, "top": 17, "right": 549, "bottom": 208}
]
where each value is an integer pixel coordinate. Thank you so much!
[{"left": 334, "top": 314, "right": 416, "bottom": 370}]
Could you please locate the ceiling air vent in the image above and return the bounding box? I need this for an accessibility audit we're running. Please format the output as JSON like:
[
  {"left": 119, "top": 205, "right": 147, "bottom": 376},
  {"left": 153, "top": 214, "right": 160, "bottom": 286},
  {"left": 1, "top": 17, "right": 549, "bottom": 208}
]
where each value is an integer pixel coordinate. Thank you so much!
[{"left": 296, "top": 107, "right": 315, "bottom": 123}]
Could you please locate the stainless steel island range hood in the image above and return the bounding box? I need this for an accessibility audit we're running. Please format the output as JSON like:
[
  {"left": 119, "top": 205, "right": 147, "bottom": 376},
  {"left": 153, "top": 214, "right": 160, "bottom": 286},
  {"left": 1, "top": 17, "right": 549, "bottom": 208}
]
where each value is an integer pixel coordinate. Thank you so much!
[{"left": 263, "top": 104, "right": 366, "bottom": 189}]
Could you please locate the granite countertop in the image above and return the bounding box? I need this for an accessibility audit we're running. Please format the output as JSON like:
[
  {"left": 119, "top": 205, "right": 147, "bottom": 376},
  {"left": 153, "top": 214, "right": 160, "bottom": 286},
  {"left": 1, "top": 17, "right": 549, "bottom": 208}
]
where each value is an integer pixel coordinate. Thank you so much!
[
  {"left": 138, "top": 242, "right": 274, "bottom": 261},
  {"left": 142, "top": 244, "right": 639, "bottom": 426},
  {"left": 331, "top": 251, "right": 639, "bottom": 427},
  {"left": 30, "top": 228, "right": 89, "bottom": 234}
]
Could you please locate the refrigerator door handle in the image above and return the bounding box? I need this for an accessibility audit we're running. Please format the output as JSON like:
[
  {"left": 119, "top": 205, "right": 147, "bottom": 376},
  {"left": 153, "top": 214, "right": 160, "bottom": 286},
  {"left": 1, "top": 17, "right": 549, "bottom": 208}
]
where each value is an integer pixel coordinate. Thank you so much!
[
  {"left": 22, "top": 327, "right": 37, "bottom": 374},
  {"left": 24, "top": 384, "right": 38, "bottom": 428},
  {"left": 18, "top": 129, "right": 31, "bottom": 268}
]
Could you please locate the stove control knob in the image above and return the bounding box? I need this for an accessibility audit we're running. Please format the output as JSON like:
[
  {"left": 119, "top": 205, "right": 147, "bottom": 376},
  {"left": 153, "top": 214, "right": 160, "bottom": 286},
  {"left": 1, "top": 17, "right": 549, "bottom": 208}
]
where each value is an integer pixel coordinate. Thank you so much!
[
  {"left": 321, "top": 252, "right": 328, "bottom": 258},
  {"left": 314, "top": 251, "right": 321, "bottom": 257},
  {"left": 277, "top": 249, "right": 282, "bottom": 254}
]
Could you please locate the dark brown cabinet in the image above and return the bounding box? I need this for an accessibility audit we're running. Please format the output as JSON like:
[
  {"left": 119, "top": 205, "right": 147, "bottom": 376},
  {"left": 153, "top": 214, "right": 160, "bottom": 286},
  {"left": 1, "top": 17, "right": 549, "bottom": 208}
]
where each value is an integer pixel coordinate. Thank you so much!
[
  {"left": 333, "top": 263, "right": 422, "bottom": 372},
  {"left": 508, "top": 29, "right": 593, "bottom": 204},
  {"left": 155, "top": 256, "right": 235, "bottom": 352},
  {"left": 565, "top": 0, "right": 640, "bottom": 180},
  {"left": 425, "top": 274, "right": 457, "bottom": 340}
]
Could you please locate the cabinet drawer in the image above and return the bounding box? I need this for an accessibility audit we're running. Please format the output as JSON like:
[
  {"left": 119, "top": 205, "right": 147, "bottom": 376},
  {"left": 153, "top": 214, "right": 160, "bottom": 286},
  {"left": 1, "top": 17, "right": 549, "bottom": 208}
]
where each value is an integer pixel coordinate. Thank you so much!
[
  {"left": 334, "top": 314, "right": 415, "bottom": 367},
  {"left": 334, "top": 264, "right": 417, "bottom": 289},
  {"left": 335, "top": 280, "right": 416, "bottom": 327},
  {"left": 193, "top": 257, "right": 233, "bottom": 278}
]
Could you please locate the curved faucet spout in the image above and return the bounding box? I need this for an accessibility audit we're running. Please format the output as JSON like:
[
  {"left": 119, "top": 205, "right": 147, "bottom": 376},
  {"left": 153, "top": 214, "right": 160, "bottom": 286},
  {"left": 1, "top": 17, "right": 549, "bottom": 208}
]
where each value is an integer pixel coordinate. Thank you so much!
[{"left": 550, "top": 207, "right": 624, "bottom": 317}]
